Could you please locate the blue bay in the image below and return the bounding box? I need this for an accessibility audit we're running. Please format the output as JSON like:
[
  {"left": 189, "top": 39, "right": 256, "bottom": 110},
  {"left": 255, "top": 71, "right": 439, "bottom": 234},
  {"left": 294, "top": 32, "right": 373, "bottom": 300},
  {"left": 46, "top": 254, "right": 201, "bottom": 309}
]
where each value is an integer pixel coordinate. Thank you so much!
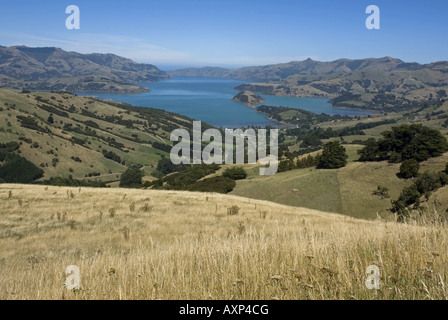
[{"left": 80, "top": 77, "right": 371, "bottom": 128}]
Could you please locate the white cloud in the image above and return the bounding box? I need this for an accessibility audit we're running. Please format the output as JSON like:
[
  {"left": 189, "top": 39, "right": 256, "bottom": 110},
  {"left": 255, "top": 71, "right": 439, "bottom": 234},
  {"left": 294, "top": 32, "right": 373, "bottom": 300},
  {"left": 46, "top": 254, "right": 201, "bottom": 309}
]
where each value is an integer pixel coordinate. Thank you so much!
[{"left": 0, "top": 31, "right": 319, "bottom": 68}]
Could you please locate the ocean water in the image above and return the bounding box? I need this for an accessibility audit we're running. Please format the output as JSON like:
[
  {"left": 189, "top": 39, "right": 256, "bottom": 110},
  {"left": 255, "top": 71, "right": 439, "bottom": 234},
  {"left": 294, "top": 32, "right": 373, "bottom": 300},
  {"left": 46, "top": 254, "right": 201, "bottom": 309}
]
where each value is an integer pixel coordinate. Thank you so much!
[{"left": 80, "top": 77, "right": 370, "bottom": 128}]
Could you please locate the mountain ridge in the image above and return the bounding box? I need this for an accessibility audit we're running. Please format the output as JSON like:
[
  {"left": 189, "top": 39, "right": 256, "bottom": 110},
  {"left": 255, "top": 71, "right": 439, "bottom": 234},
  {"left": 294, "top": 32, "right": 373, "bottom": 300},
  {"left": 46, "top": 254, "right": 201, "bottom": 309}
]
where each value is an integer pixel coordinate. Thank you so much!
[
  {"left": 170, "top": 57, "right": 448, "bottom": 110},
  {"left": 0, "top": 45, "right": 170, "bottom": 93}
]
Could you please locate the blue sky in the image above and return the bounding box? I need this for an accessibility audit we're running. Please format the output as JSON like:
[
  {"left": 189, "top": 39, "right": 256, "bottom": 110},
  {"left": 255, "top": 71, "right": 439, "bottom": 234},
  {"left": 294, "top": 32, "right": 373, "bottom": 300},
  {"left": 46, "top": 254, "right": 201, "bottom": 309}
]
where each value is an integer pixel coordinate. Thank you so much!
[{"left": 0, "top": 0, "right": 447, "bottom": 69}]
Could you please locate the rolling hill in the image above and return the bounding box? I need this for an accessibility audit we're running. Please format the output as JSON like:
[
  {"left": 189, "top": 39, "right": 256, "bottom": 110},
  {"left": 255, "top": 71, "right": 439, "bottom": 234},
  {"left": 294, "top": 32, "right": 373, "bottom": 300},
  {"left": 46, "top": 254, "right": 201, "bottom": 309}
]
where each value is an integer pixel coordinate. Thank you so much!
[
  {"left": 0, "top": 89, "right": 202, "bottom": 182},
  {"left": 0, "top": 46, "right": 169, "bottom": 93},
  {"left": 170, "top": 57, "right": 448, "bottom": 110}
]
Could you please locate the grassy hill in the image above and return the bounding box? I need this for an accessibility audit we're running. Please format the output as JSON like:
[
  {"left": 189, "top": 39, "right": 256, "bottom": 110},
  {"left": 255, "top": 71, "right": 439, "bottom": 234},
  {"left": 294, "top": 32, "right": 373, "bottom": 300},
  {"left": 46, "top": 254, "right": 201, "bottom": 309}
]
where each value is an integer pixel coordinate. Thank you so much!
[
  {"left": 0, "top": 89, "right": 200, "bottom": 182},
  {"left": 231, "top": 145, "right": 448, "bottom": 220},
  {"left": 1, "top": 184, "right": 448, "bottom": 300}
]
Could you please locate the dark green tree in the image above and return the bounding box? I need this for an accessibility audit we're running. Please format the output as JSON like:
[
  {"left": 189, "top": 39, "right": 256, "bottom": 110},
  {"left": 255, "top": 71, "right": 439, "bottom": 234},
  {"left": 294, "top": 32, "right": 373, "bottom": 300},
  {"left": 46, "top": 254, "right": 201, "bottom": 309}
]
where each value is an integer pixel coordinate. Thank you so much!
[
  {"left": 47, "top": 114, "right": 54, "bottom": 124},
  {"left": 399, "top": 159, "right": 420, "bottom": 179},
  {"left": 317, "top": 141, "right": 348, "bottom": 169},
  {"left": 359, "top": 124, "right": 448, "bottom": 162},
  {"left": 119, "top": 166, "right": 143, "bottom": 188},
  {"left": 0, "top": 153, "right": 43, "bottom": 183},
  {"left": 358, "top": 140, "right": 380, "bottom": 161},
  {"left": 223, "top": 167, "right": 248, "bottom": 180}
]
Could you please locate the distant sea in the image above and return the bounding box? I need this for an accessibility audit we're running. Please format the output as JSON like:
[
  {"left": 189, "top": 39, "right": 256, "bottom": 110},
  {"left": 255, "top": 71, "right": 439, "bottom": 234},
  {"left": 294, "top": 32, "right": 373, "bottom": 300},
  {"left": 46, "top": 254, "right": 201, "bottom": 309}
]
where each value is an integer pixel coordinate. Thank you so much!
[{"left": 80, "top": 77, "right": 371, "bottom": 128}]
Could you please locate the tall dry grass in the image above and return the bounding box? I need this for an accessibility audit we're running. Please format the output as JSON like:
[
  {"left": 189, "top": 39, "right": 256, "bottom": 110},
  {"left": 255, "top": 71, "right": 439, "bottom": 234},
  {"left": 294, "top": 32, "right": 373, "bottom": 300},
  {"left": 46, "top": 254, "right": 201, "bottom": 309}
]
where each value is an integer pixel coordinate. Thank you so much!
[{"left": 0, "top": 184, "right": 447, "bottom": 300}]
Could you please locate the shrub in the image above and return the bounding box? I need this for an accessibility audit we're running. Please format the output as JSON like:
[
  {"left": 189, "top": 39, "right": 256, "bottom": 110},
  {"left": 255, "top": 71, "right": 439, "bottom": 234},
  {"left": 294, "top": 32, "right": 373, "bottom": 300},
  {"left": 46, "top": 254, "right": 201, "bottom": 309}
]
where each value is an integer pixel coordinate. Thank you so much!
[
  {"left": 156, "top": 158, "right": 190, "bottom": 175},
  {"left": 373, "top": 185, "right": 390, "bottom": 198},
  {"left": 152, "top": 142, "right": 172, "bottom": 153},
  {"left": 399, "top": 159, "right": 420, "bottom": 179},
  {"left": 222, "top": 167, "right": 247, "bottom": 180},
  {"left": 227, "top": 205, "right": 240, "bottom": 216},
  {"left": 359, "top": 124, "right": 448, "bottom": 163},
  {"left": 186, "top": 176, "right": 236, "bottom": 194},
  {"left": 317, "top": 141, "right": 348, "bottom": 169},
  {"left": 102, "top": 149, "right": 122, "bottom": 164},
  {"left": 119, "top": 166, "right": 143, "bottom": 188}
]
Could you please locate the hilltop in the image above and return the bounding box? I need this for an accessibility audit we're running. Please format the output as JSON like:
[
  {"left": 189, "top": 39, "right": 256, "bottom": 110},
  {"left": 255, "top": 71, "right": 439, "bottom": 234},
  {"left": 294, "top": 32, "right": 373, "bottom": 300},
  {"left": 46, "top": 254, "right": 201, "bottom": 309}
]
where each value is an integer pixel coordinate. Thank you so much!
[
  {"left": 0, "top": 46, "right": 169, "bottom": 93},
  {"left": 232, "top": 90, "right": 264, "bottom": 108}
]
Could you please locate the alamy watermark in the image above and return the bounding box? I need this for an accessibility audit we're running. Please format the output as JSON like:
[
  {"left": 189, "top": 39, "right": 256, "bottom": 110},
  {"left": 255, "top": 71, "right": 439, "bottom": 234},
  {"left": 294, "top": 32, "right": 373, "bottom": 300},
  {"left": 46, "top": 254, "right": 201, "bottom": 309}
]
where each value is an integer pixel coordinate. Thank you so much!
[
  {"left": 170, "top": 121, "right": 279, "bottom": 176},
  {"left": 66, "top": 5, "right": 80, "bottom": 30},
  {"left": 365, "top": 265, "right": 380, "bottom": 290},
  {"left": 65, "top": 5, "right": 379, "bottom": 31},
  {"left": 366, "top": 5, "right": 380, "bottom": 30},
  {"left": 65, "top": 265, "right": 81, "bottom": 290}
]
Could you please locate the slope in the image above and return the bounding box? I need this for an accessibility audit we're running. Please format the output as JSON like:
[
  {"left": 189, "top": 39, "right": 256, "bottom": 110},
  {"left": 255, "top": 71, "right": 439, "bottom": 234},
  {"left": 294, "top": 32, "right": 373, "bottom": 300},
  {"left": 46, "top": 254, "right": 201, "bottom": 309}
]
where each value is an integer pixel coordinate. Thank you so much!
[{"left": 0, "top": 89, "right": 199, "bottom": 182}]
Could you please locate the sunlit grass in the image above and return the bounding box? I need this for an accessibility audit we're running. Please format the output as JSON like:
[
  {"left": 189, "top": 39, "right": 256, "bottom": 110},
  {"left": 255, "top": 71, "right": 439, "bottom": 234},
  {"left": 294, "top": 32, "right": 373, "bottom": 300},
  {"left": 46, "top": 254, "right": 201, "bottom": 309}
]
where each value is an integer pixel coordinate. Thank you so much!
[{"left": 1, "top": 184, "right": 448, "bottom": 300}]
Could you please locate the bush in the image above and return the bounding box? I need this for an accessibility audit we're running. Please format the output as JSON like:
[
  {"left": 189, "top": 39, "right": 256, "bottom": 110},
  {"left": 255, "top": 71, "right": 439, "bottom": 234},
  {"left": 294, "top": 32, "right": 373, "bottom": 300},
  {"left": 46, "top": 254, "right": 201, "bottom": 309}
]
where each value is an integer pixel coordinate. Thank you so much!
[
  {"left": 119, "top": 166, "right": 143, "bottom": 188},
  {"left": 399, "top": 159, "right": 420, "bottom": 179},
  {"left": 152, "top": 142, "right": 172, "bottom": 153},
  {"left": 156, "top": 158, "right": 190, "bottom": 175},
  {"left": 186, "top": 176, "right": 236, "bottom": 194},
  {"left": 317, "top": 141, "right": 348, "bottom": 169},
  {"left": 41, "top": 176, "right": 106, "bottom": 187},
  {"left": 163, "top": 164, "right": 220, "bottom": 189},
  {"left": 222, "top": 167, "right": 247, "bottom": 180},
  {"left": 372, "top": 185, "right": 390, "bottom": 198},
  {"left": 102, "top": 149, "right": 122, "bottom": 164},
  {"left": 392, "top": 170, "right": 448, "bottom": 216}
]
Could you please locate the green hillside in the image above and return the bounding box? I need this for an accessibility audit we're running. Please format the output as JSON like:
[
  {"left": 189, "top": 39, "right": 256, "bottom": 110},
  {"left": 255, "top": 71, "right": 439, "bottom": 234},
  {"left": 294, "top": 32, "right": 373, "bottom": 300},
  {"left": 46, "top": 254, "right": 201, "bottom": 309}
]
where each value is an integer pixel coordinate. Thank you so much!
[
  {"left": 231, "top": 145, "right": 448, "bottom": 220},
  {"left": 0, "top": 89, "right": 199, "bottom": 183}
]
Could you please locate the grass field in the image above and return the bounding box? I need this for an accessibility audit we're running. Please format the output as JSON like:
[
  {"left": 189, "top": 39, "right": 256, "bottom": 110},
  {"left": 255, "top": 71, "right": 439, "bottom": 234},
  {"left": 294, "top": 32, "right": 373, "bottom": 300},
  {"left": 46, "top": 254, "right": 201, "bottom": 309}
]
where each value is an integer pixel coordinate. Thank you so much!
[
  {"left": 1, "top": 184, "right": 448, "bottom": 300},
  {"left": 232, "top": 150, "right": 448, "bottom": 220}
]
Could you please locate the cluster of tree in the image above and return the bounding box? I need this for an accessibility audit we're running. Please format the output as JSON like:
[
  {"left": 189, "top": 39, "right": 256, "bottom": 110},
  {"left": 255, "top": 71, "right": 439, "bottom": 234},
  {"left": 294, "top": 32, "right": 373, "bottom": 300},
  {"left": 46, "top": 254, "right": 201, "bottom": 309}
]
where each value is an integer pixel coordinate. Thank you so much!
[
  {"left": 36, "top": 103, "right": 69, "bottom": 118},
  {"left": 152, "top": 142, "right": 172, "bottom": 153},
  {"left": 101, "top": 99, "right": 213, "bottom": 136},
  {"left": 399, "top": 159, "right": 420, "bottom": 179},
  {"left": 0, "top": 141, "right": 20, "bottom": 152},
  {"left": 257, "top": 105, "right": 350, "bottom": 126},
  {"left": 63, "top": 123, "right": 98, "bottom": 138},
  {"left": 0, "top": 152, "right": 44, "bottom": 183},
  {"left": 185, "top": 176, "right": 236, "bottom": 194},
  {"left": 161, "top": 164, "right": 220, "bottom": 190},
  {"left": 41, "top": 175, "right": 107, "bottom": 187},
  {"left": 16, "top": 115, "right": 49, "bottom": 133},
  {"left": 102, "top": 149, "right": 123, "bottom": 164},
  {"left": 330, "top": 93, "right": 429, "bottom": 112},
  {"left": 147, "top": 163, "right": 236, "bottom": 194},
  {"left": 283, "top": 117, "right": 398, "bottom": 150},
  {"left": 358, "top": 124, "right": 448, "bottom": 163},
  {"left": 281, "top": 146, "right": 322, "bottom": 159},
  {"left": 317, "top": 141, "right": 348, "bottom": 169},
  {"left": 119, "top": 166, "right": 143, "bottom": 188},
  {"left": 222, "top": 167, "right": 247, "bottom": 180},
  {"left": 277, "top": 153, "right": 322, "bottom": 173},
  {"left": 155, "top": 158, "right": 190, "bottom": 175},
  {"left": 392, "top": 168, "right": 448, "bottom": 217}
]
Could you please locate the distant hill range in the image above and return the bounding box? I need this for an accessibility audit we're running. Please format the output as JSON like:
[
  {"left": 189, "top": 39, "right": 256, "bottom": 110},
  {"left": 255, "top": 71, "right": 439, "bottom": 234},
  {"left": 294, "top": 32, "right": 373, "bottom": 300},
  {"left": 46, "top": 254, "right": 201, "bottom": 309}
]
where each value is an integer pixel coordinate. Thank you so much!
[
  {"left": 170, "top": 57, "right": 448, "bottom": 110},
  {"left": 0, "top": 46, "right": 169, "bottom": 93}
]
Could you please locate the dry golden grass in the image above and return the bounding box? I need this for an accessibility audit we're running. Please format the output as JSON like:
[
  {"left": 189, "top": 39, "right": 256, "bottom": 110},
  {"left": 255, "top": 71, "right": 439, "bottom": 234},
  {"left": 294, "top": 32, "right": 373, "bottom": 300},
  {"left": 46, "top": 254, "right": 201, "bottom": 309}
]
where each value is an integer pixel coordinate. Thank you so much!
[{"left": 1, "top": 184, "right": 448, "bottom": 300}]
